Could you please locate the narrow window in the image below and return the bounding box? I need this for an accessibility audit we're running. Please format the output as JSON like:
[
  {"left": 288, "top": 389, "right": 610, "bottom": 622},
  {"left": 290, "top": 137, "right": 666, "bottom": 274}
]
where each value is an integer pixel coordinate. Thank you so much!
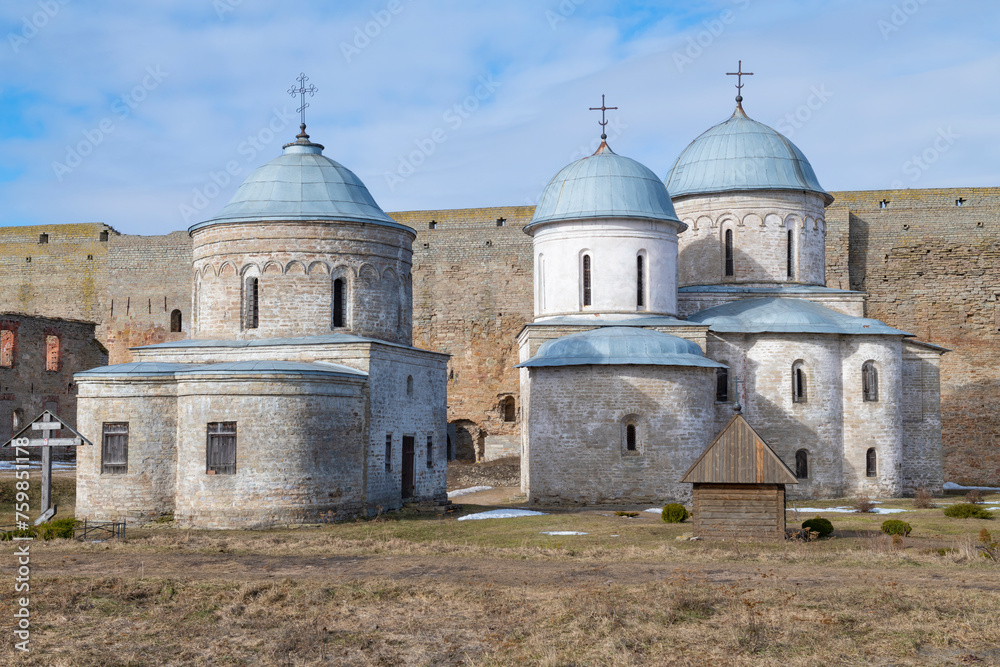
[
  {"left": 429, "top": 220, "right": 437, "bottom": 229},
  {"left": 99, "top": 230, "right": 109, "bottom": 242},
  {"left": 724, "top": 229, "right": 734, "bottom": 276},
  {"left": 582, "top": 254, "right": 592, "bottom": 306},
  {"left": 636, "top": 255, "right": 645, "bottom": 308},
  {"left": 792, "top": 361, "right": 807, "bottom": 403},
  {"left": 101, "top": 422, "right": 129, "bottom": 475},
  {"left": 207, "top": 422, "right": 237, "bottom": 475},
  {"left": 716, "top": 368, "right": 729, "bottom": 402},
  {"left": 502, "top": 396, "right": 516, "bottom": 422},
  {"left": 0, "top": 330, "right": 14, "bottom": 368},
  {"left": 795, "top": 449, "right": 808, "bottom": 479},
  {"left": 45, "top": 334, "right": 60, "bottom": 372},
  {"left": 626, "top": 424, "right": 637, "bottom": 451},
  {"left": 787, "top": 229, "right": 794, "bottom": 278},
  {"left": 956, "top": 197, "right": 965, "bottom": 207},
  {"left": 385, "top": 434, "right": 392, "bottom": 472},
  {"left": 879, "top": 199, "right": 889, "bottom": 209},
  {"left": 496, "top": 217, "right": 506, "bottom": 227},
  {"left": 38, "top": 233, "right": 48, "bottom": 244},
  {"left": 244, "top": 277, "right": 259, "bottom": 329},
  {"left": 170, "top": 309, "right": 182, "bottom": 333},
  {"left": 866, "top": 448, "right": 877, "bottom": 477},
  {"left": 862, "top": 361, "right": 879, "bottom": 402},
  {"left": 406, "top": 375, "right": 414, "bottom": 397},
  {"left": 426, "top": 435, "right": 434, "bottom": 468},
  {"left": 333, "top": 278, "right": 345, "bottom": 328}
]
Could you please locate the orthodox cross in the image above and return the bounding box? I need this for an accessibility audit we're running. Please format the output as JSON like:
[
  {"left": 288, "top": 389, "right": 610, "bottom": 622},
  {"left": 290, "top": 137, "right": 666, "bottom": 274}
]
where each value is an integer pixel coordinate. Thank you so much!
[
  {"left": 588, "top": 94, "right": 618, "bottom": 140},
  {"left": 288, "top": 73, "right": 318, "bottom": 126},
  {"left": 726, "top": 60, "right": 753, "bottom": 106}
]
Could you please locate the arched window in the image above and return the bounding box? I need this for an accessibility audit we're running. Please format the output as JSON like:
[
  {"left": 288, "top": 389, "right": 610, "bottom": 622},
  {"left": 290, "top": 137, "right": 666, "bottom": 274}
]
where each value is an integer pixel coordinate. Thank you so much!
[
  {"left": 502, "top": 396, "right": 516, "bottom": 422},
  {"left": 792, "top": 361, "right": 807, "bottom": 403},
  {"left": 621, "top": 416, "right": 640, "bottom": 455},
  {"left": 724, "top": 229, "right": 734, "bottom": 276},
  {"left": 636, "top": 254, "right": 645, "bottom": 309},
  {"left": 406, "top": 375, "right": 414, "bottom": 397},
  {"left": 244, "top": 276, "right": 259, "bottom": 330},
  {"left": 626, "top": 424, "right": 637, "bottom": 451},
  {"left": 866, "top": 448, "right": 877, "bottom": 477},
  {"left": 787, "top": 229, "right": 795, "bottom": 279},
  {"left": 715, "top": 367, "right": 729, "bottom": 402},
  {"left": 333, "top": 278, "right": 345, "bottom": 328},
  {"left": 795, "top": 449, "right": 809, "bottom": 479},
  {"left": 582, "top": 254, "right": 592, "bottom": 307},
  {"left": 45, "top": 334, "right": 60, "bottom": 371},
  {"left": 862, "top": 361, "right": 878, "bottom": 402},
  {"left": 170, "top": 309, "right": 182, "bottom": 333}
]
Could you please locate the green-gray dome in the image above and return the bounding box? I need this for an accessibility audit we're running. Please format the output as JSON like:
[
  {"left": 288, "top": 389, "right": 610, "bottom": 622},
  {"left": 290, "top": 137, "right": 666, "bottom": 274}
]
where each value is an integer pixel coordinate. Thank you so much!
[
  {"left": 516, "top": 327, "right": 724, "bottom": 368},
  {"left": 665, "top": 106, "right": 833, "bottom": 205}
]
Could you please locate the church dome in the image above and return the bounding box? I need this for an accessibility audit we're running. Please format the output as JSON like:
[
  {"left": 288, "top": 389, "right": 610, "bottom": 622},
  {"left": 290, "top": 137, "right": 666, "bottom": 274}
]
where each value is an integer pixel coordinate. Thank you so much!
[
  {"left": 516, "top": 326, "right": 724, "bottom": 368},
  {"left": 664, "top": 106, "right": 833, "bottom": 205},
  {"left": 526, "top": 142, "right": 682, "bottom": 231},
  {"left": 189, "top": 127, "right": 397, "bottom": 232}
]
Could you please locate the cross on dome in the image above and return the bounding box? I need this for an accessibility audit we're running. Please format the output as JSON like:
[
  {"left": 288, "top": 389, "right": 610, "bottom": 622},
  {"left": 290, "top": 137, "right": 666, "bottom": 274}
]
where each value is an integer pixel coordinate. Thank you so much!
[
  {"left": 588, "top": 94, "right": 618, "bottom": 140},
  {"left": 726, "top": 60, "right": 754, "bottom": 110},
  {"left": 288, "top": 73, "right": 318, "bottom": 139}
]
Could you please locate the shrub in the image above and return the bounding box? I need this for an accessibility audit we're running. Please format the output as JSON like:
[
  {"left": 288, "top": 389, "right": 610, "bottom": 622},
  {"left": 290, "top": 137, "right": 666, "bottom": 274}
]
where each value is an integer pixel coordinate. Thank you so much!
[
  {"left": 880, "top": 519, "right": 912, "bottom": 536},
  {"left": 854, "top": 495, "right": 875, "bottom": 513},
  {"left": 662, "top": 504, "right": 688, "bottom": 523},
  {"left": 38, "top": 517, "right": 77, "bottom": 540},
  {"left": 913, "top": 487, "right": 934, "bottom": 509},
  {"left": 979, "top": 529, "right": 999, "bottom": 561},
  {"left": 614, "top": 511, "right": 639, "bottom": 518},
  {"left": 965, "top": 490, "right": 984, "bottom": 504},
  {"left": 943, "top": 503, "right": 994, "bottom": 520},
  {"left": 801, "top": 517, "right": 833, "bottom": 538}
]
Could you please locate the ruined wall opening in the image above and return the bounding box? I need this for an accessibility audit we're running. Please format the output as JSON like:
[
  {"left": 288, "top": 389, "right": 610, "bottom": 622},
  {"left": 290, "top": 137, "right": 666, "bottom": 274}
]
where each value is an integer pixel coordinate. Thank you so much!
[{"left": 170, "top": 309, "right": 182, "bottom": 332}]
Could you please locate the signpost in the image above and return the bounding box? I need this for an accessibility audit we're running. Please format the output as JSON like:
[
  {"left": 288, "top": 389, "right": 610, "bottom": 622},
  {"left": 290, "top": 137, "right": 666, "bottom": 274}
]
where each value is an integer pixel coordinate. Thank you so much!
[{"left": 2, "top": 410, "right": 92, "bottom": 524}]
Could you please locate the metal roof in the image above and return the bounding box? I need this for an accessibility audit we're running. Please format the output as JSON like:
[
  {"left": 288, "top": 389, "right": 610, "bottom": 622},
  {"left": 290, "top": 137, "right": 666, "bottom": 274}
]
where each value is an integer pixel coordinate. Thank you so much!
[
  {"left": 132, "top": 333, "right": 449, "bottom": 357},
  {"left": 664, "top": 106, "right": 833, "bottom": 205},
  {"left": 189, "top": 140, "right": 407, "bottom": 234},
  {"left": 687, "top": 298, "right": 911, "bottom": 335},
  {"left": 516, "top": 326, "right": 725, "bottom": 368},
  {"left": 75, "top": 360, "right": 367, "bottom": 380},
  {"left": 526, "top": 141, "right": 684, "bottom": 232}
]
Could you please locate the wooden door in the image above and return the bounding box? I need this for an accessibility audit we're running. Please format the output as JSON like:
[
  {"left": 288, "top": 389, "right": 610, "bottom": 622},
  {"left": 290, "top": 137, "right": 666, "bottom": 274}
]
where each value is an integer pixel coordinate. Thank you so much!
[{"left": 402, "top": 435, "right": 415, "bottom": 499}]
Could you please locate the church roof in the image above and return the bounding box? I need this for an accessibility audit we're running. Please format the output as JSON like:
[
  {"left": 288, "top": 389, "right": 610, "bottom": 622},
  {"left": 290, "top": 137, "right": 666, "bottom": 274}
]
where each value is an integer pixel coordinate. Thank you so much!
[
  {"left": 189, "top": 128, "right": 407, "bottom": 234},
  {"left": 664, "top": 106, "right": 833, "bottom": 205},
  {"left": 525, "top": 142, "right": 684, "bottom": 232},
  {"left": 75, "top": 360, "right": 367, "bottom": 380},
  {"left": 680, "top": 413, "right": 798, "bottom": 485},
  {"left": 515, "top": 326, "right": 725, "bottom": 368},
  {"left": 131, "top": 333, "right": 449, "bottom": 357},
  {"left": 686, "top": 297, "right": 911, "bottom": 336}
]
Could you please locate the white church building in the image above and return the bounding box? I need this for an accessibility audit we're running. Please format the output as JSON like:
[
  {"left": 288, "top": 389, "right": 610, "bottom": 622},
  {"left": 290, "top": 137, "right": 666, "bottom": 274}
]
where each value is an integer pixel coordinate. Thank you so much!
[{"left": 517, "top": 93, "right": 944, "bottom": 504}]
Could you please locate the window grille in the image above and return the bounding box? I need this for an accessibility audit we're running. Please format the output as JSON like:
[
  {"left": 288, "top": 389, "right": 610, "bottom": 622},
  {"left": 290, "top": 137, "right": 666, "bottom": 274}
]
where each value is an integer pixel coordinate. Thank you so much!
[
  {"left": 724, "top": 229, "right": 734, "bottom": 276},
  {"left": 102, "top": 423, "right": 128, "bottom": 475},
  {"left": 582, "top": 255, "right": 592, "bottom": 306},
  {"left": 207, "top": 422, "right": 237, "bottom": 475},
  {"left": 333, "top": 278, "right": 345, "bottom": 328},
  {"left": 862, "top": 361, "right": 879, "bottom": 402},
  {"left": 244, "top": 277, "right": 259, "bottom": 329},
  {"left": 787, "top": 229, "right": 794, "bottom": 278},
  {"left": 636, "top": 255, "right": 645, "bottom": 308}
]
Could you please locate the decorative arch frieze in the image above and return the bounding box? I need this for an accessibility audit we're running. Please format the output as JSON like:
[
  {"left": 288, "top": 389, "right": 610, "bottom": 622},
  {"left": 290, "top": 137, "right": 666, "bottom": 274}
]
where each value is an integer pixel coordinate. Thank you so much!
[
  {"left": 284, "top": 260, "right": 307, "bottom": 275},
  {"left": 307, "top": 260, "right": 330, "bottom": 275},
  {"left": 262, "top": 261, "right": 282, "bottom": 275}
]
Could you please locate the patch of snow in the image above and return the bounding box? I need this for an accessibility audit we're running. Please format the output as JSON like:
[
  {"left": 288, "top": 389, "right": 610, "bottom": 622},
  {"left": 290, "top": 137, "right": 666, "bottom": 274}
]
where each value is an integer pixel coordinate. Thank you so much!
[
  {"left": 0, "top": 461, "right": 75, "bottom": 472},
  {"left": 643, "top": 507, "right": 664, "bottom": 514},
  {"left": 789, "top": 506, "right": 912, "bottom": 514},
  {"left": 447, "top": 485, "right": 493, "bottom": 499},
  {"left": 943, "top": 482, "right": 1000, "bottom": 492},
  {"left": 457, "top": 509, "right": 548, "bottom": 521},
  {"left": 540, "top": 531, "right": 588, "bottom": 536}
]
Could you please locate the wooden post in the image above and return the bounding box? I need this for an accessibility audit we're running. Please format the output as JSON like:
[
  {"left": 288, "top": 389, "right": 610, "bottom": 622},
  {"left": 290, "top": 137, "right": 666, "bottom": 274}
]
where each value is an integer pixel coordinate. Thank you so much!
[{"left": 41, "top": 446, "right": 52, "bottom": 515}]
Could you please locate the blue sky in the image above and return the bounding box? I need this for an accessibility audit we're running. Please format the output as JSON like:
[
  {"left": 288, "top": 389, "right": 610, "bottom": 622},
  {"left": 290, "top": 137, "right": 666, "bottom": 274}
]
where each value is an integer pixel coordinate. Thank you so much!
[{"left": 1, "top": 0, "right": 997, "bottom": 235}]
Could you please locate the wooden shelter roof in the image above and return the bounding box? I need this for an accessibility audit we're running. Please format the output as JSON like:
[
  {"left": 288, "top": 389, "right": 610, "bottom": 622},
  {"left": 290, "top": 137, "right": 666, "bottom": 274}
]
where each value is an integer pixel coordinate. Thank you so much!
[{"left": 680, "top": 413, "right": 797, "bottom": 485}]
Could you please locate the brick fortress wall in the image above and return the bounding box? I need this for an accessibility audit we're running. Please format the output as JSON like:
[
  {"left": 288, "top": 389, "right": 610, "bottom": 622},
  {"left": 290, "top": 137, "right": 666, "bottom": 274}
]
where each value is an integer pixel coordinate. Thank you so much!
[{"left": 2, "top": 187, "right": 999, "bottom": 483}]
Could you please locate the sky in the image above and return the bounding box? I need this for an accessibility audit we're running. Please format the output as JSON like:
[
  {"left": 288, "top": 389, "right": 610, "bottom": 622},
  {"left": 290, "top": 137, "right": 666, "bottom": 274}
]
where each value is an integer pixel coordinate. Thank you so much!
[{"left": 1, "top": 0, "right": 997, "bottom": 235}]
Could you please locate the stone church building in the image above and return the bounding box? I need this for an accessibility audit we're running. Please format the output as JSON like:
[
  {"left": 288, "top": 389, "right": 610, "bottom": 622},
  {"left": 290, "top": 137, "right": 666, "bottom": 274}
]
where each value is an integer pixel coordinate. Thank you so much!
[
  {"left": 516, "top": 96, "right": 944, "bottom": 503},
  {"left": 73, "top": 125, "right": 449, "bottom": 528}
]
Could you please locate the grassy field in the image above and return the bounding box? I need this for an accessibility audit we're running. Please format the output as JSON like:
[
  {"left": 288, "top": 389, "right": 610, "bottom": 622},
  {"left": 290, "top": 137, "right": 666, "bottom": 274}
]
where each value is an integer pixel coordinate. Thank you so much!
[{"left": 0, "top": 474, "right": 998, "bottom": 666}]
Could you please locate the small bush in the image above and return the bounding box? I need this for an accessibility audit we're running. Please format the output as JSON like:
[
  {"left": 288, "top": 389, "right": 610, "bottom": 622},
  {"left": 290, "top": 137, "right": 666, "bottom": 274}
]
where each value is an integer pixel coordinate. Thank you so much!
[
  {"left": 662, "top": 504, "right": 688, "bottom": 523},
  {"left": 881, "top": 519, "right": 912, "bottom": 536},
  {"left": 965, "top": 490, "right": 984, "bottom": 504},
  {"left": 801, "top": 517, "right": 833, "bottom": 538},
  {"left": 614, "top": 511, "right": 639, "bottom": 518},
  {"left": 943, "top": 503, "right": 994, "bottom": 520},
  {"left": 979, "top": 529, "right": 999, "bottom": 561},
  {"left": 854, "top": 495, "right": 875, "bottom": 513},
  {"left": 38, "top": 516, "right": 77, "bottom": 540},
  {"left": 913, "top": 487, "right": 934, "bottom": 509}
]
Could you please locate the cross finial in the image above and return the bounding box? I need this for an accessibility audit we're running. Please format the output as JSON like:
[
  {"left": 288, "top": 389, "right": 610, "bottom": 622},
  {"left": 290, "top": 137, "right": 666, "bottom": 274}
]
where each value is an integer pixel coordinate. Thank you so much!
[
  {"left": 588, "top": 94, "right": 618, "bottom": 140},
  {"left": 288, "top": 72, "right": 318, "bottom": 129},
  {"left": 726, "top": 60, "right": 754, "bottom": 110}
]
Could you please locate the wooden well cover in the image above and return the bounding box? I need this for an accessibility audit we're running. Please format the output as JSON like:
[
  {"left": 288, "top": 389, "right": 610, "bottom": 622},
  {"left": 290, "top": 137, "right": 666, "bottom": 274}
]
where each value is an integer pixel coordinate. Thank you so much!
[{"left": 680, "top": 414, "right": 797, "bottom": 485}]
